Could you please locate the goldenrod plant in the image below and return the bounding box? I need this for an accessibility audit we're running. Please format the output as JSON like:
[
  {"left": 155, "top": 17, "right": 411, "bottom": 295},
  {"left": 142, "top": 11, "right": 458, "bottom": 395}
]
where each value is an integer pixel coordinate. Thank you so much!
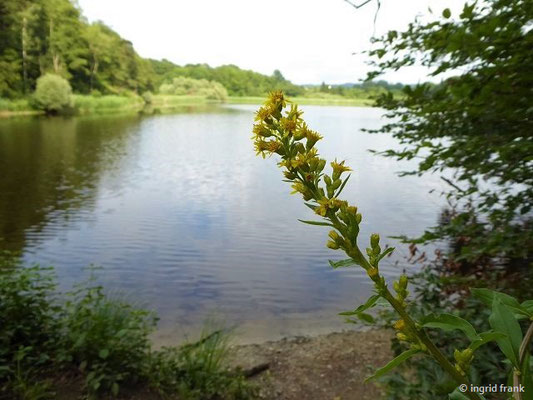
[{"left": 252, "top": 91, "right": 533, "bottom": 400}]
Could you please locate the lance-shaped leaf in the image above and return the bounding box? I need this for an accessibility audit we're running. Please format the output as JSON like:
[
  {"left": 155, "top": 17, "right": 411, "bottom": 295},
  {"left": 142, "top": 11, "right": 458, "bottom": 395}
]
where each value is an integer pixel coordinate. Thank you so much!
[
  {"left": 420, "top": 313, "right": 478, "bottom": 341},
  {"left": 334, "top": 174, "right": 351, "bottom": 197},
  {"left": 328, "top": 258, "right": 357, "bottom": 269},
  {"left": 365, "top": 348, "right": 421, "bottom": 382},
  {"left": 339, "top": 294, "right": 381, "bottom": 316},
  {"left": 469, "top": 331, "right": 507, "bottom": 351},
  {"left": 489, "top": 298, "right": 523, "bottom": 369},
  {"left": 376, "top": 247, "right": 395, "bottom": 263},
  {"left": 298, "top": 219, "right": 334, "bottom": 227},
  {"left": 472, "top": 288, "right": 532, "bottom": 318},
  {"left": 303, "top": 202, "right": 317, "bottom": 211}
]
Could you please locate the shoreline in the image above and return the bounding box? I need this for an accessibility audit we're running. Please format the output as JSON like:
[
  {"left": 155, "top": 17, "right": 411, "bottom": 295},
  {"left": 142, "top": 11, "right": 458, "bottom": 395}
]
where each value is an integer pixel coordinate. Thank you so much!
[
  {"left": 229, "top": 329, "right": 392, "bottom": 399},
  {"left": 0, "top": 95, "right": 374, "bottom": 119}
]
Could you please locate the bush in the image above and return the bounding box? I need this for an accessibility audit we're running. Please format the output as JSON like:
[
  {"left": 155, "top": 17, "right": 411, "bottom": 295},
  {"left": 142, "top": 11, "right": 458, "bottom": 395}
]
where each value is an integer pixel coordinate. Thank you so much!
[
  {"left": 141, "top": 91, "right": 153, "bottom": 104},
  {"left": 33, "top": 74, "right": 73, "bottom": 114},
  {"left": 158, "top": 77, "right": 228, "bottom": 102},
  {"left": 0, "top": 254, "right": 254, "bottom": 399},
  {"left": 58, "top": 282, "right": 157, "bottom": 396},
  {"left": 0, "top": 253, "right": 60, "bottom": 398}
]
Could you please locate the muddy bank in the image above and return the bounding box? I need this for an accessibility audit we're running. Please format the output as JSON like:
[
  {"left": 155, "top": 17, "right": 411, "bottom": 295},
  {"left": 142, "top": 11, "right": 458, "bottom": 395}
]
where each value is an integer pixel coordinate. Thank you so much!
[{"left": 229, "top": 329, "right": 393, "bottom": 400}]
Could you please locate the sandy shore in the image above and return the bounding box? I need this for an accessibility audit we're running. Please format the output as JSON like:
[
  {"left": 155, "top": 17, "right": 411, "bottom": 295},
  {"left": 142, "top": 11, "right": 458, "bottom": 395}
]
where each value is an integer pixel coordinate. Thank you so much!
[{"left": 229, "top": 329, "right": 393, "bottom": 400}]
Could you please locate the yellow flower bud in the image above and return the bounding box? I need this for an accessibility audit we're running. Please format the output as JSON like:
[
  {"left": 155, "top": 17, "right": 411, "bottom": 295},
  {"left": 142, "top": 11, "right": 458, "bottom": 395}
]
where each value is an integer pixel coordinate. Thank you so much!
[
  {"left": 393, "top": 319, "right": 405, "bottom": 331},
  {"left": 327, "top": 240, "right": 340, "bottom": 250},
  {"left": 396, "top": 333, "right": 408, "bottom": 341},
  {"left": 370, "top": 233, "right": 380, "bottom": 249},
  {"left": 328, "top": 230, "right": 341, "bottom": 241},
  {"left": 399, "top": 275, "right": 408, "bottom": 289}
]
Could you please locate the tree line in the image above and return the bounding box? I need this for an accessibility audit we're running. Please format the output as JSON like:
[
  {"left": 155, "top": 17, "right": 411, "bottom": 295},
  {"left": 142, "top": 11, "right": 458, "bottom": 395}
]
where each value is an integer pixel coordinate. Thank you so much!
[
  {"left": 0, "top": 0, "right": 303, "bottom": 98},
  {"left": 0, "top": 0, "right": 403, "bottom": 100}
]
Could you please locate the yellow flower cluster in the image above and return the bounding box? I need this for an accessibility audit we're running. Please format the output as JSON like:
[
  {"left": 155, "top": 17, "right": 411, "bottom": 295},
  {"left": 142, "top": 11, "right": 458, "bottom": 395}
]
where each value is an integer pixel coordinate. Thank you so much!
[{"left": 252, "top": 90, "right": 369, "bottom": 265}]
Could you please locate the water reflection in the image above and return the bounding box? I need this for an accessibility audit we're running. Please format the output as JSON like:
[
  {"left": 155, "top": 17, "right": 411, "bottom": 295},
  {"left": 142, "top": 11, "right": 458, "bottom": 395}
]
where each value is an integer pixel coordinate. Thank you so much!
[{"left": 0, "top": 105, "right": 446, "bottom": 343}]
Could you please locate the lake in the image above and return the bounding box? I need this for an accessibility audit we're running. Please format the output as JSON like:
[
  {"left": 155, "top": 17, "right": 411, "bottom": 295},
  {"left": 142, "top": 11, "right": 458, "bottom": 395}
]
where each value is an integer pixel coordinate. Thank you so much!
[{"left": 0, "top": 104, "right": 445, "bottom": 344}]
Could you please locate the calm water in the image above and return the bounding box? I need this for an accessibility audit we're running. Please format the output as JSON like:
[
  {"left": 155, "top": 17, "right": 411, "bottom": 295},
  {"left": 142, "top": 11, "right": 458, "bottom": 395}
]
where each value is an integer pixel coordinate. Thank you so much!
[{"left": 0, "top": 105, "right": 445, "bottom": 343}]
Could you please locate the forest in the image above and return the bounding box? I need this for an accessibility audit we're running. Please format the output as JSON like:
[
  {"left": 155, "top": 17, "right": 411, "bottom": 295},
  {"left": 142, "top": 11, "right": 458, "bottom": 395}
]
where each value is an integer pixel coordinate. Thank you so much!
[{"left": 0, "top": 0, "right": 401, "bottom": 109}]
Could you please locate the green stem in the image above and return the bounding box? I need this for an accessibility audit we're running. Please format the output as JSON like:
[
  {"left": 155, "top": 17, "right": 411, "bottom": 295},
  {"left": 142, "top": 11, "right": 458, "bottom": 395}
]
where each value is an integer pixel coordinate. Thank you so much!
[
  {"left": 349, "top": 242, "right": 483, "bottom": 400},
  {"left": 514, "top": 321, "right": 533, "bottom": 400}
]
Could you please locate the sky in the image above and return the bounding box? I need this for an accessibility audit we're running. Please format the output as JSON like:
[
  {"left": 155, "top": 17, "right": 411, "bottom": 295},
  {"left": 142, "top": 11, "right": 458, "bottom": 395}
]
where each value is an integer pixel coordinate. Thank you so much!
[{"left": 77, "top": 0, "right": 468, "bottom": 85}]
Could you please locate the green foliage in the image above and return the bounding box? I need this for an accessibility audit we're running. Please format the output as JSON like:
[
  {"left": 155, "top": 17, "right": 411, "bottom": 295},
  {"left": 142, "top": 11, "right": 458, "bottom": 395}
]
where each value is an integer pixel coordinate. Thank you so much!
[
  {"left": 33, "top": 73, "right": 73, "bottom": 113},
  {"left": 58, "top": 281, "right": 157, "bottom": 396},
  {"left": 0, "top": 98, "right": 32, "bottom": 112},
  {"left": 0, "top": 253, "right": 253, "bottom": 399},
  {"left": 252, "top": 92, "right": 533, "bottom": 400},
  {"left": 151, "top": 60, "right": 304, "bottom": 97},
  {"left": 366, "top": 0, "right": 533, "bottom": 262},
  {"left": 159, "top": 77, "right": 228, "bottom": 102},
  {"left": 0, "top": 252, "right": 60, "bottom": 390},
  {"left": 73, "top": 94, "right": 143, "bottom": 113},
  {"left": 141, "top": 91, "right": 153, "bottom": 104},
  {"left": 149, "top": 330, "right": 256, "bottom": 400}
]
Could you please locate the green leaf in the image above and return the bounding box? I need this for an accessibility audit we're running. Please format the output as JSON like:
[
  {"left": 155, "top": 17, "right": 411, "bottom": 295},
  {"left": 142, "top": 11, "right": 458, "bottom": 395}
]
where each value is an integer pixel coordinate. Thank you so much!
[
  {"left": 376, "top": 247, "right": 395, "bottom": 263},
  {"left": 303, "top": 202, "right": 317, "bottom": 211},
  {"left": 112, "top": 382, "right": 119, "bottom": 396},
  {"left": 521, "top": 352, "right": 533, "bottom": 399},
  {"left": 421, "top": 313, "right": 478, "bottom": 341},
  {"left": 329, "top": 258, "right": 356, "bottom": 269},
  {"left": 298, "top": 219, "right": 334, "bottom": 227},
  {"left": 442, "top": 8, "right": 451, "bottom": 18},
  {"left": 448, "top": 388, "right": 472, "bottom": 400},
  {"left": 339, "top": 294, "right": 381, "bottom": 316},
  {"left": 99, "top": 348, "right": 110, "bottom": 360},
  {"left": 522, "top": 300, "right": 533, "bottom": 313},
  {"left": 335, "top": 174, "right": 350, "bottom": 197},
  {"left": 489, "top": 298, "right": 523, "bottom": 368},
  {"left": 355, "top": 312, "right": 375, "bottom": 323},
  {"left": 365, "top": 348, "right": 421, "bottom": 382},
  {"left": 472, "top": 288, "right": 531, "bottom": 318},
  {"left": 469, "top": 331, "right": 507, "bottom": 351}
]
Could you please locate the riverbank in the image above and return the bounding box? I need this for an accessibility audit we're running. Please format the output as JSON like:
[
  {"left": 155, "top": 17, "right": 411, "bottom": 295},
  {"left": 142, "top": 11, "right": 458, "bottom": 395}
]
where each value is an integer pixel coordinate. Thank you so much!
[
  {"left": 53, "top": 329, "right": 393, "bottom": 400},
  {"left": 228, "top": 96, "right": 373, "bottom": 107},
  {"left": 0, "top": 94, "right": 373, "bottom": 118},
  {"left": 229, "top": 329, "right": 392, "bottom": 400}
]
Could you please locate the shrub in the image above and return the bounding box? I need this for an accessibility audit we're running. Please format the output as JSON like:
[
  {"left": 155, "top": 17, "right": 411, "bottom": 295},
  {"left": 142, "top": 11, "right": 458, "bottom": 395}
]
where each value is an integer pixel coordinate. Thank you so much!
[
  {"left": 33, "top": 74, "right": 73, "bottom": 114},
  {"left": 158, "top": 77, "right": 228, "bottom": 102},
  {"left": 141, "top": 91, "right": 153, "bottom": 104},
  {"left": 58, "top": 282, "right": 157, "bottom": 396},
  {"left": 0, "top": 252, "right": 60, "bottom": 398},
  {"left": 0, "top": 253, "right": 254, "bottom": 399}
]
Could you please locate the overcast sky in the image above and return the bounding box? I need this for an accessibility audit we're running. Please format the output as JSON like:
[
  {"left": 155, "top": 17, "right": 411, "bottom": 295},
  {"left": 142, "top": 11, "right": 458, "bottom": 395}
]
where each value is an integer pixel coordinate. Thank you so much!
[{"left": 77, "top": 0, "right": 468, "bottom": 85}]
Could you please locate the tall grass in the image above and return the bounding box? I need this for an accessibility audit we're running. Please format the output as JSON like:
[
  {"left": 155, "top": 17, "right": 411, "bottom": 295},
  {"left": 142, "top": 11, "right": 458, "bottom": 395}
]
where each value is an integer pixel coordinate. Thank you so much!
[{"left": 73, "top": 95, "right": 144, "bottom": 114}]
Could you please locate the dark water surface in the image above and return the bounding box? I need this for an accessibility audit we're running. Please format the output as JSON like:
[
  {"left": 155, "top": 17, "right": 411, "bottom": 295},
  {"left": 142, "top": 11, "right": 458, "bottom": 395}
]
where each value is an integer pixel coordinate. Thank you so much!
[{"left": 0, "top": 105, "right": 445, "bottom": 343}]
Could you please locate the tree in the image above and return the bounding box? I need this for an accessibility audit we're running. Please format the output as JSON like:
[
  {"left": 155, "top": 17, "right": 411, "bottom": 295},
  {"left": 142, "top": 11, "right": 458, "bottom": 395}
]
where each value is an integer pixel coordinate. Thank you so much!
[
  {"left": 366, "top": 0, "right": 533, "bottom": 266},
  {"left": 33, "top": 73, "right": 72, "bottom": 113}
]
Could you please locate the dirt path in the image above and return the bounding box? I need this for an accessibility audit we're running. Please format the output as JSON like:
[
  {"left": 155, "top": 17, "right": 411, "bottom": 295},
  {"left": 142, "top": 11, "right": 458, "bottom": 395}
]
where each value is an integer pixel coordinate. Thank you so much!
[{"left": 229, "top": 329, "right": 393, "bottom": 400}]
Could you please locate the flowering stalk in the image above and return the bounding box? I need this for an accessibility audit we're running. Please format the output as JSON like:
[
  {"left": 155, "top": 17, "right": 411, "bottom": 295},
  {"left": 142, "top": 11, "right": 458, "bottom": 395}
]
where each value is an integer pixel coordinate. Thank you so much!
[{"left": 252, "top": 91, "right": 484, "bottom": 400}]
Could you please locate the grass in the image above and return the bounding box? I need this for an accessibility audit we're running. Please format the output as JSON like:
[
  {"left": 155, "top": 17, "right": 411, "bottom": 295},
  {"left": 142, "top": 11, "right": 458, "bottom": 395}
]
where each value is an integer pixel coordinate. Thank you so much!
[
  {"left": 151, "top": 94, "right": 211, "bottom": 107},
  {"left": 0, "top": 253, "right": 255, "bottom": 400},
  {"left": 228, "top": 95, "right": 373, "bottom": 107},
  {"left": 73, "top": 94, "right": 144, "bottom": 114},
  {"left": 1, "top": 92, "right": 374, "bottom": 118}
]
